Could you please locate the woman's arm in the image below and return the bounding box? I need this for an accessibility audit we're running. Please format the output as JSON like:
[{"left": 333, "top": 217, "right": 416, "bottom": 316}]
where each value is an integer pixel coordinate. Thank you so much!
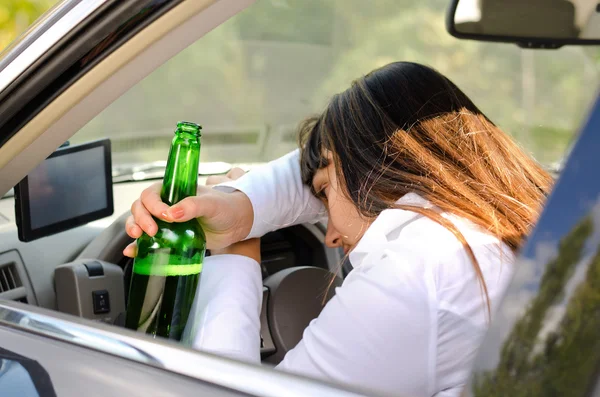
[
  {"left": 184, "top": 248, "right": 436, "bottom": 397},
  {"left": 124, "top": 150, "right": 325, "bottom": 254},
  {"left": 181, "top": 253, "right": 263, "bottom": 363},
  {"left": 216, "top": 149, "right": 327, "bottom": 239}
]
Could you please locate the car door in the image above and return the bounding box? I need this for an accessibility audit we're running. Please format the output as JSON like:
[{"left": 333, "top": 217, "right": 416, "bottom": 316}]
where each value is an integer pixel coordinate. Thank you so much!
[
  {"left": 0, "top": 311, "right": 243, "bottom": 397},
  {"left": 463, "top": 95, "right": 600, "bottom": 396},
  {"left": 0, "top": 299, "right": 366, "bottom": 396}
]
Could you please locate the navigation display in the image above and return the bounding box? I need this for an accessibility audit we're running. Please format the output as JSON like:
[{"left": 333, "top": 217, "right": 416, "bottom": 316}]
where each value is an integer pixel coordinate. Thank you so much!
[{"left": 14, "top": 139, "right": 113, "bottom": 242}]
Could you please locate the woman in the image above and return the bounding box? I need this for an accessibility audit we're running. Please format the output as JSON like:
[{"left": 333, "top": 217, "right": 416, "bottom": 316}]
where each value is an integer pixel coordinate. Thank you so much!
[{"left": 124, "top": 62, "right": 552, "bottom": 396}]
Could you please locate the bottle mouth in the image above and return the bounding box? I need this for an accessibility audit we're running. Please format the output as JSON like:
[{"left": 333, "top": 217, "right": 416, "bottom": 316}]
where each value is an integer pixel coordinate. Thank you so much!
[{"left": 176, "top": 121, "right": 202, "bottom": 136}]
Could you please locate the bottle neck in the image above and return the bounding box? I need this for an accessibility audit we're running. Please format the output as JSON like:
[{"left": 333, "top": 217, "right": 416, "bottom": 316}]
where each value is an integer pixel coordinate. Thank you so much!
[{"left": 160, "top": 131, "right": 201, "bottom": 206}]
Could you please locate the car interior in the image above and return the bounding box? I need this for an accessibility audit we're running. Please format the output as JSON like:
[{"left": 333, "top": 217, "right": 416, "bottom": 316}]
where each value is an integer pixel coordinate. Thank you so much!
[
  {"left": 0, "top": 0, "right": 599, "bottom": 390},
  {"left": 0, "top": 155, "right": 344, "bottom": 362}
]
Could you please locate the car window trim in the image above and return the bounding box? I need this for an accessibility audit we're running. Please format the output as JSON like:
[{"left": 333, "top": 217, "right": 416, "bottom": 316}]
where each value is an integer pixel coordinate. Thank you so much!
[
  {"left": 0, "top": 301, "right": 366, "bottom": 397},
  {"left": 0, "top": 0, "right": 184, "bottom": 150},
  {"left": 0, "top": 0, "right": 105, "bottom": 93}
]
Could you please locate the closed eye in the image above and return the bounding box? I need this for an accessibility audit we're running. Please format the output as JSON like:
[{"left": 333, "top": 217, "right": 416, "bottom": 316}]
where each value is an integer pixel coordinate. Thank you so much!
[{"left": 316, "top": 184, "right": 329, "bottom": 200}]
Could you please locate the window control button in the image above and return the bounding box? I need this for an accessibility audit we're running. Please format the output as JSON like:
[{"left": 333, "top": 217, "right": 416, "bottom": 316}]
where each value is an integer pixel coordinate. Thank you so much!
[
  {"left": 92, "top": 290, "right": 110, "bottom": 314},
  {"left": 84, "top": 261, "right": 104, "bottom": 277}
]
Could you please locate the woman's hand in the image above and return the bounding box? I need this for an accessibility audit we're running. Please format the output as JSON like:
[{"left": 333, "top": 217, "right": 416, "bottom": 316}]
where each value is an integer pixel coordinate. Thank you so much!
[
  {"left": 202, "top": 170, "right": 261, "bottom": 263},
  {"left": 123, "top": 167, "right": 254, "bottom": 257}
]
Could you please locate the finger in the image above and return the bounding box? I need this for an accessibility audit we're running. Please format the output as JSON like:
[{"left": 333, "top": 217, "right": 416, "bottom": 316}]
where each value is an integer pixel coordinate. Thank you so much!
[
  {"left": 131, "top": 199, "right": 158, "bottom": 236},
  {"left": 227, "top": 167, "right": 246, "bottom": 180},
  {"left": 140, "top": 183, "right": 170, "bottom": 220},
  {"left": 123, "top": 242, "right": 138, "bottom": 258},
  {"left": 167, "top": 193, "right": 219, "bottom": 223},
  {"left": 125, "top": 215, "right": 143, "bottom": 239}
]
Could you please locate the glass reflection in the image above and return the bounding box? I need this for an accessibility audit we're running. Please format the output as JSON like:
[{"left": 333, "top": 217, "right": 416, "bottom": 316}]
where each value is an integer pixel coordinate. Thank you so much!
[
  {"left": 0, "top": 348, "right": 56, "bottom": 397},
  {"left": 467, "top": 95, "right": 600, "bottom": 396},
  {"left": 472, "top": 217, "right": 599, "bottom": 396}
]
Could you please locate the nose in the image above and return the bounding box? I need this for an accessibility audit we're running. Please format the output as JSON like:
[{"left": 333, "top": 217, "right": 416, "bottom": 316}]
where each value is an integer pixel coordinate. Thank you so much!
[{"left": 325, "top": 221, "right": 343, "bottom": 248}]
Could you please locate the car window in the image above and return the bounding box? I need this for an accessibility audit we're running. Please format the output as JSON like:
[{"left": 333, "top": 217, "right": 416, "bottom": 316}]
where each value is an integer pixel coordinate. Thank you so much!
[
  {"left": 467, "top": 94, "right": 600, "bottom": 397},
  {"left": 66, "top": 0, "right": 600, "bottom": 171}
]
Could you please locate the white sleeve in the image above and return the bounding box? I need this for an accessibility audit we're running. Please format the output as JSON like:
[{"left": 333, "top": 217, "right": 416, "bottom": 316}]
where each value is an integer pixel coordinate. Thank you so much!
[
  {"left": 181, "top": 254, "right": 263, "bottom": 364},
  {"left": 185, "top": 249, "right": 436, "bottom": 397},
  {"left": 216, "top": 149, "right": 327, "bottom": 239}
]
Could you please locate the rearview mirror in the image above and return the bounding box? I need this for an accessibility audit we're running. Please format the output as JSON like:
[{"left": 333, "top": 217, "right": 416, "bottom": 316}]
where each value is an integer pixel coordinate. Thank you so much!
[{"left": 447, "top": 0, "right": 600, "bottom": 48}]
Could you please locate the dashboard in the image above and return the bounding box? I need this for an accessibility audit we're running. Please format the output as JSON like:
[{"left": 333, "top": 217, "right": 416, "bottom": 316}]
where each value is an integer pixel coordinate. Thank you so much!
[{"left": 0, "top": 179, "right": 342, "bottom": 312}]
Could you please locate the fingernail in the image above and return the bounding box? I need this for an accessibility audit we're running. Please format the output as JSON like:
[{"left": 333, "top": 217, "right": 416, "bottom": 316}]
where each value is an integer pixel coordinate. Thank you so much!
[
  {"left": 161, "top": 211, "right": 170, "bottom": 220},
  {"left": 169, "top": 207, "right": 185, "bottom": 219}
]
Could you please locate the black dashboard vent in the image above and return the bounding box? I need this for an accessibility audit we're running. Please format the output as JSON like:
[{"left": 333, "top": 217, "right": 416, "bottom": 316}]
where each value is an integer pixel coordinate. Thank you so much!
[
  {"left": 0, "top": 250, "right": 35, "bottom": 305},
  {"left": 0, "top": 263, "right": 22, "bottom": 293}
]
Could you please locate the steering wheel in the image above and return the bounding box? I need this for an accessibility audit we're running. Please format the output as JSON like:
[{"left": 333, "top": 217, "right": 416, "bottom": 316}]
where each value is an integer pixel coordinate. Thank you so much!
[{"left": 76, "top": 211, "right": 342, "bottom": 363}]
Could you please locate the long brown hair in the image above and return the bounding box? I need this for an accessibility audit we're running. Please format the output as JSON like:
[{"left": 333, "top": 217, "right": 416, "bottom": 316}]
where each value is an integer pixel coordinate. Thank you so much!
[{"left": 299, "top": 62, "right": 553, "bottom": 314}]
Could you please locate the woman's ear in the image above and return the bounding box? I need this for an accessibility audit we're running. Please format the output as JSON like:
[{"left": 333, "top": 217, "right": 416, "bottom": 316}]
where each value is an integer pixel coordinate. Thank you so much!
[{"left": 323, "top": 149, "right": 334, "bottom": 162}]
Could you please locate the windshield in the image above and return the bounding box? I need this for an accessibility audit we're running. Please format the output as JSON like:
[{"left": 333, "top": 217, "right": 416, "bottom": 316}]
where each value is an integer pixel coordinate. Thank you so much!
[{"left": 29, "top": 0, "right": 600, "bottom": 171}]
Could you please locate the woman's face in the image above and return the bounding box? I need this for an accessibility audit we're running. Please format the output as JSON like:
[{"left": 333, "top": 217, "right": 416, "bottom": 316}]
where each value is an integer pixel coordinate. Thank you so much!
[{"left": 311, "top": 151, "right": 371, "bottom": 253}]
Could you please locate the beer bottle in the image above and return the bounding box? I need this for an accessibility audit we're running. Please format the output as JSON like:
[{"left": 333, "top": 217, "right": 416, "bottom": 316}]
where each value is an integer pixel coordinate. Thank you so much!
[{"left": 125, "top": 121, "right": 206, "bottom": 340}]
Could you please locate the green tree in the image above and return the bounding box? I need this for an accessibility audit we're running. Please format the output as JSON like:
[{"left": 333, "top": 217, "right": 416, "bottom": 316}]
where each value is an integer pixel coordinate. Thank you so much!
[
  {"left": 0, "top": 0, "right": 56, "bottom": 52},
  {"left": 314, "top": 0, "right": 597, "bottom": 164}
]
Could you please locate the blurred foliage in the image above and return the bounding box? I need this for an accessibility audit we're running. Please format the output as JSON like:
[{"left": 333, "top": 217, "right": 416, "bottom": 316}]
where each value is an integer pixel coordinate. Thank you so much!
[
  {"left": 0, "top": 0, "right": 56, "bottom": 52},
  {"left": 236, "top": 0, "right": 334, "bottom": 46},
  {"left": 472, "top": 217, "right": 600, "bottom": 396},
  {"left": 2, "top": 0, "right": 600, "bottom": 166}
]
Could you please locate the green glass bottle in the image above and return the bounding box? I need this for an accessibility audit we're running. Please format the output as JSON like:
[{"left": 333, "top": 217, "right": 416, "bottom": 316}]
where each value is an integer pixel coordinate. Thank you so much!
[{"left": 125, "top": 121, "right": 206, "bottom": 340}]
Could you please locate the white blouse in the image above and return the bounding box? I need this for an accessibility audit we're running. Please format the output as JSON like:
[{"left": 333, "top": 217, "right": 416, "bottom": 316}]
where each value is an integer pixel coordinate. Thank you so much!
[{"left": 183, "top": 150, "right": 514, "bottom": 397}]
